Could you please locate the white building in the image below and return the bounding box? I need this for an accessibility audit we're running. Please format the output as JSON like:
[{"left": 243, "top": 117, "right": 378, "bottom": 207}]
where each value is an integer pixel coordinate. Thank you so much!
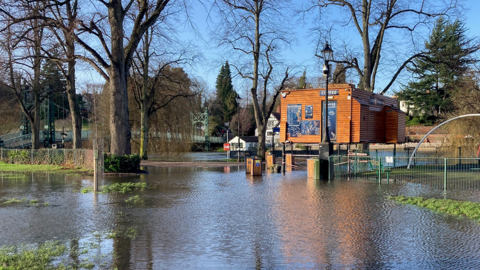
[
  {"left": 255, "top": 112, "right": 280, "bottom": 147},
  {"left": 228, "top": 136, "right": 258, "bottom": 151}
]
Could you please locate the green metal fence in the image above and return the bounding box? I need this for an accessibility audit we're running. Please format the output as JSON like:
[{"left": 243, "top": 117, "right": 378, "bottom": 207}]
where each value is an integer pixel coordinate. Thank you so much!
[{"left": 331, "top": 155, "right": 480, "bottom": 190}]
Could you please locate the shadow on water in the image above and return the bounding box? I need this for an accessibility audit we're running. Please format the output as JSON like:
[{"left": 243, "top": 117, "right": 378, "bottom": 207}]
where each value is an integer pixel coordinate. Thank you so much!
[{"left": 1, "top": 166, "right": 480, "bottom": 269}]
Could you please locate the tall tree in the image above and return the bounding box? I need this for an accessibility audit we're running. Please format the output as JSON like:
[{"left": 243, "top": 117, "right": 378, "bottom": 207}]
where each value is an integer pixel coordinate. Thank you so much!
[
  {"left": 311, "top": 0, "right": 460, "bottom": 94},
  {"left": 0, "top": 0, "right": 84, "bottom": 148},
  {"left": 297, "top": 69, "right": 307, "bottom": 89},
  {"left": 130, "top": 24, "right": 197, "bottom": 159},
  {"left": 0, "top": 2, "right": 48, "bottom": 149},
  {"left": 397, "top": 18, "right": 477, "bottom": 122},
  {"left": 75, "top": 0, "right": 172, "bottom": 155},
  {"left": 215, "top": 61, "right": 237, "bottom": 123},
  {"left": 212, "top": 0, "right": 292, "bottom": 159}
]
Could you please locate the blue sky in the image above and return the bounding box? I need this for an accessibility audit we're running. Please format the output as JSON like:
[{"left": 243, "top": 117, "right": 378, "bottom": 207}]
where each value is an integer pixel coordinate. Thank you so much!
[{"left": 78, "top": 0, "right": 480, "bottom": 98}]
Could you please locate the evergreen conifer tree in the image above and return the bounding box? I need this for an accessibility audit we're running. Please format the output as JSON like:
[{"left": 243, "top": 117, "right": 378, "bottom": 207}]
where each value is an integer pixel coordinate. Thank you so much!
[
  {"left": 215, "top": 61, "right": 238, "bottom": 124},
  {"left": 398, "top": 17, "right": 470, "bottom": 123},
  {"left": 297, "top": 70, "right": 307, "bottom": 89}
]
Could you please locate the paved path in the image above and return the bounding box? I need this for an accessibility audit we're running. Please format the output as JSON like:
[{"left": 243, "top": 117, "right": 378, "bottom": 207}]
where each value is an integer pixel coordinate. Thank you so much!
[{"left": 141, "top": 161, "right": 245, "bottom": 167}]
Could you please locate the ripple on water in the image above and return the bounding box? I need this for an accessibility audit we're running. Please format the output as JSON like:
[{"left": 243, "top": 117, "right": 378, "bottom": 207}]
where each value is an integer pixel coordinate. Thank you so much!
[{"left": 2, "top": 169, "right": 480, "bottom": 268}]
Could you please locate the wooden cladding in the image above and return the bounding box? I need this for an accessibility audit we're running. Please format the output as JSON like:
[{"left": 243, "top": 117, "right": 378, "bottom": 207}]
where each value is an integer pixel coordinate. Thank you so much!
[{"left": 280, "top": 84, "right": 406, "bottom": 144}]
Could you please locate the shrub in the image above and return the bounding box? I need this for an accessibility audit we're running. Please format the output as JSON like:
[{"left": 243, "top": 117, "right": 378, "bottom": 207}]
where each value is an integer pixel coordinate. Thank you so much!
[{"left": 104, "top": 154, "right": 140, "bottom": 173}]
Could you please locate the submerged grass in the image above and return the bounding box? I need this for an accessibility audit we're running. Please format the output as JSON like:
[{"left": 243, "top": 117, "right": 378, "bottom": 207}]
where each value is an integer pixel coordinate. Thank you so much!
[
  {"left": 81, "top": 182, "right": 148, "bottom": 194},
  {"left": 106, "top": 227, "right": 137, "bottom": 239},
  {"left": 125, "top": 195, "right": 144, "bottom": 205},
  {"left": 0, "top": 231, "right": 118, "bottom": 270},
  {"left": 0, "top": 162, "right": 91, "bottom": 175},
  {"left": 1, "top": 198, "right": 49, "bottom": 207},
  {"left": 0, "top": 241, "right": 66, "bottom": 270},
  {"left": 389, "top": 196, "right": 480, "bottom": 221},
  {"left": 3, "top": 198, "right": 24, "bottom": 204}
]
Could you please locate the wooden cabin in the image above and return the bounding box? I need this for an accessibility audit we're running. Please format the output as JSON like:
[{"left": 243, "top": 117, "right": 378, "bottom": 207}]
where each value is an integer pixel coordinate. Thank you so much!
[{"left": 279, "top": 84, "right": 405, "bottom": 144}]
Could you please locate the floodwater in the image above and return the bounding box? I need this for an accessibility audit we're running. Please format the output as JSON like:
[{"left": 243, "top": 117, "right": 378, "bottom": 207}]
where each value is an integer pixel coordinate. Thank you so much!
[{"left": 2, "top": 166, "right": 480, "bottom": 269}]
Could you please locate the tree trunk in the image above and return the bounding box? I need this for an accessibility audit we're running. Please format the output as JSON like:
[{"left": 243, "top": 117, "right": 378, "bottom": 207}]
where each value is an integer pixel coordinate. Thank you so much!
[
  {"left": 108, "top": 69, "right": 131, "bottom": 155},
  {"left": 32, "top": 96, "right": 41, "bottom": 149},
  {"left": 140, "top": 107, "right": 148, "bottom": 159},
  {"left": 362, "top": 0, "right": 372, "bottom": 92},
  {"left": 108, "top": 4, "right": 131, "bottom": 155},
  {"left": 66, "top": 36, "right": 82, "bottom": 149},
  {"left": 257, "top": 123, "right": 266, "bottom": 160}
]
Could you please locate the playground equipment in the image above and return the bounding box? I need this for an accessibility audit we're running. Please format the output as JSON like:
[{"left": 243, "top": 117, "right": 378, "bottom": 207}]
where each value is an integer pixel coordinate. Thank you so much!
[{"left": 407, "top": 114, "right": 480, "bottom": 169}]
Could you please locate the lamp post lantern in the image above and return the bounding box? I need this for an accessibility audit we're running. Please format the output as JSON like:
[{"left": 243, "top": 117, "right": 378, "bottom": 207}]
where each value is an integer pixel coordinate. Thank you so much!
[
  {"left": 236, "top": 94, "right": 242, "bottom": 162},
  {"left": 319, "top": 42, "right": 334, "bottom": 180}
]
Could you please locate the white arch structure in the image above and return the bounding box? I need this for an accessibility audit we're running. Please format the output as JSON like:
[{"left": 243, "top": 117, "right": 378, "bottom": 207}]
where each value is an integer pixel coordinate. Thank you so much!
[{"left": 407, "top": 114, "right": 480, "bottom": 169}]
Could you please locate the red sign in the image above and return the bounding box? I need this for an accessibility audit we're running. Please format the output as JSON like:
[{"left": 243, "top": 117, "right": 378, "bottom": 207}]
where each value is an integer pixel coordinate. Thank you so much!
[{"left": 224, "top": 143, "right": 230, "bottom": 151}]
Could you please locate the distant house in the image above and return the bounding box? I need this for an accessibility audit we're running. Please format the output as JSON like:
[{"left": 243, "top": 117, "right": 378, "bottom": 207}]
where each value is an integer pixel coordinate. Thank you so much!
[
  {"left": 228, "top": 136, "right": 258, "bottom": 151},
  {"left": 255, "top": 112, "right": 280, "bottom": 147}
]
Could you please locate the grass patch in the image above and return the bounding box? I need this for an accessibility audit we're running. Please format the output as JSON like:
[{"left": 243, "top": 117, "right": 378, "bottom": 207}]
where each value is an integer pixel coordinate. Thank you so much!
[
  {"left": 101, "top": 182, "right": 147, "bottom": 194},
  {"left": 106, "top": 227, "right": 137, "bottom": 239},
  {"left": 4, "top": 198, "right": 24, "bottom": 204},
  {"left": 80, "top": 182, "right": 148, "bottom": 194},
  {"left": 0, "top": 241, "right": 66, "bottom": 269},
  {"left": 125, "top": 195, "right": 144, "bottom": 205},
  {"left": 389, "top": 195, "right": 480, "bottom": 221},
  {"left": 0, "top": 162, "right": 91, "bottom": 175}
]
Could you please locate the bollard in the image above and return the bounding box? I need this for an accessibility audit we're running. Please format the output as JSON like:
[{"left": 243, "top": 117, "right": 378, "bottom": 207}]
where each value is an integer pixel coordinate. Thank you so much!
[
  {"left": 252, "top": 157, "right": 262, "bottom": 176},
  {"left": 307, "top": 158, "right": 319, "bottom": 180},
  {"left": 266, "top": 154, "right": 276, "bottom": 172},
  {"left": 246, "top": 157, "right": 253, "bottom": 174},
  {"left": 286, "top": 154, "right": 294, "bottom": 171}
]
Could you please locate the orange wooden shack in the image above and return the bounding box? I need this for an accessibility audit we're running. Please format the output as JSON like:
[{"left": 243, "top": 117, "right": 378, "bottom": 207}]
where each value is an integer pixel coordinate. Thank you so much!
[{"left": 279, "top": 84, "right": 405, "bottom": 144}]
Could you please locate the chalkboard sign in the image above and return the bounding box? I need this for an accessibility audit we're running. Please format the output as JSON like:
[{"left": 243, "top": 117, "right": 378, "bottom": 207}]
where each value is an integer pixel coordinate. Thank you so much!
[
  {"left": 301, "top": 120, "right": 320, "bottom": 135},
  {"left": 305, "top": 105, "right": 313, "bottom": 119},
  {"left": 287, "top": 104, "right": 302, "bottom": 137}
]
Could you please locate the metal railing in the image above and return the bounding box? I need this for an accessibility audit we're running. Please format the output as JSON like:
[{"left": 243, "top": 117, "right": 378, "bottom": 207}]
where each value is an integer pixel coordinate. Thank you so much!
[
  {"left": 0, "top": 132, "right": 22, "bottom": 141},
  {"left": 331, "top": 155, "right": 480, "bottom": 190},
  {"left": 2, "top": 130, "right": 93, "bottom": 149},
  {"left": 1, "top": 130, "right": 224, "bottom": 148}
]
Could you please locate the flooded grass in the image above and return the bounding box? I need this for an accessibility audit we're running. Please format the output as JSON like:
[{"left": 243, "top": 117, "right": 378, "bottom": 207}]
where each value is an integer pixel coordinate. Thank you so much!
[
  {"left": 80, "top": 182, "right": 148, "bottom": 194},
  {"left": 389, "top": 196, "right": 480, "bottom": 221},
  {"left": 0, "top": 232, "right": 119, "bottom": 270},
  {"left": 0, "top": 241, "right": 66, "bottom": 269},
  {"left": 1, "top": 198, "right": 50, "bottom": 207},
  {"left": 125, "top": 195, "right": 144, "bottom": 205},
  {"left": 0, "top": 162, "right": 91, "bottom": 175},
  {"left": 106, "top": 227, "right": 137, "bottom": 239},
  {"left": 3, "top": 198, "right": 24, "bottom": 204}
]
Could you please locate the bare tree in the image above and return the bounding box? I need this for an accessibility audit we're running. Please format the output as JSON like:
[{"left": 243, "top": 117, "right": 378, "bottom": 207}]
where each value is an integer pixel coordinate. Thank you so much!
[
  {"left": 74, "top": 0, "right": 174, "bottom": 155},
  {"left": 44, "top": 0, "right": 83, "bottom": 149},
  {"left": 211, "top": 0, "right": 293, "bottom": 159},
  {"left": 311, "top": 0, "right": 460, "bottom": 94},
  {"left": 230, "top": 108, "right": 254, "bottom": 136},
  {"left": 130, "top": 25, "right": 198, "bottom": 159},
  {"left": 0, "top": 2, "right": 49, "bottom": 149}
]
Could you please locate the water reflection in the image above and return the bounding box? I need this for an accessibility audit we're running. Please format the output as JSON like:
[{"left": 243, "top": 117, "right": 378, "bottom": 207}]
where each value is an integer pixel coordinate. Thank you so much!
[{"left": 1, "top": 169, "right": 480, "bottom": 268}]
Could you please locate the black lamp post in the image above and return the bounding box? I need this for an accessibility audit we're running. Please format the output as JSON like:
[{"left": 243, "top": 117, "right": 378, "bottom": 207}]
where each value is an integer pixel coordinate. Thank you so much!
[
  {"left": 236, "top": 94, "right": 242, "bottom": 162},
  {"left": 319, "top": 42, "right": 334, "bottom": 180}
]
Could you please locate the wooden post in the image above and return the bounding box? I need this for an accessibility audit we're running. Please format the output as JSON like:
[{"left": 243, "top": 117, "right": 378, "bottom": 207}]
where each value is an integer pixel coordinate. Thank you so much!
[
  {"left": 286, "top": 154, "right": 294, "bottom": 171},
  {"left": 93, "top": 148, "right": 98, "bottom": 192},
  {"left": 307, "top": 158, "right": 316, "bottom": 178},
  {"left": 266, "top": 154, "right": 276, "bottom": 172},
  {"left": 282, "top": 143, "right": 286, "bottom": 175},
  {"left": 252, "top": 157, "right": 262, "bottom": 176},
  {"left": 246, "top": 157, "right": 253, "bottom": 174}
]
